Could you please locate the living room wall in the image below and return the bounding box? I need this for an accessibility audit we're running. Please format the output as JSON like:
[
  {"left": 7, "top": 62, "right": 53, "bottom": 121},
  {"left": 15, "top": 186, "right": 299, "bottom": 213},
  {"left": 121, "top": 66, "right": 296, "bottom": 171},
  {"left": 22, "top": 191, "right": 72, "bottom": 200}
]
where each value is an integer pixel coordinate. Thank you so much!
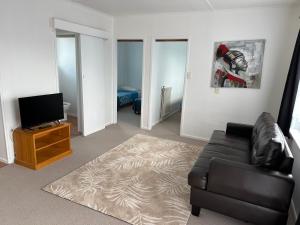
[
  {"left": 115, "top": 6, "right": 298, "bottom": 140},
  {"left": 0, "top": 0, "right": 113, "bottom": 163}
]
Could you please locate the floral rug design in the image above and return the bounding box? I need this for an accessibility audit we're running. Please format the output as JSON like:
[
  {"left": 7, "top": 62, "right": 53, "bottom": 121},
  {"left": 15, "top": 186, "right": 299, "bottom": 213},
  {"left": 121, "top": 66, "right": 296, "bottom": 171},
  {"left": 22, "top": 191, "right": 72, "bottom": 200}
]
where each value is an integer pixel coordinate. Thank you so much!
[{"left": 43, "top": 134, "right": 202, "bottom": 225}]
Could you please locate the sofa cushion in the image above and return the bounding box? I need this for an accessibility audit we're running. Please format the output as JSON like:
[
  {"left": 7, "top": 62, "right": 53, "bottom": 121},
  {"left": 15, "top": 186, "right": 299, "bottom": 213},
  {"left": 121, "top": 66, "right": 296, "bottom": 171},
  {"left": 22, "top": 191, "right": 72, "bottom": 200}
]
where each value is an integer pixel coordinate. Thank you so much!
[
  {"left": 207, "top": 158, "right": 295, "bottom": 212},
  {"left": 251, "top": 121, "right": 285, "bottom": 169},
  {"left": 251, "top": 112, "right": 275, "bottom": 145},
  {"left": 188, "top": 143, "right": 249, "bottom": 189},
  {"left": 209, "top": 130, "right": 250, "bottom": 152},
  {"left": 200, "top": 144, "right": 250, "bottom": 164}
]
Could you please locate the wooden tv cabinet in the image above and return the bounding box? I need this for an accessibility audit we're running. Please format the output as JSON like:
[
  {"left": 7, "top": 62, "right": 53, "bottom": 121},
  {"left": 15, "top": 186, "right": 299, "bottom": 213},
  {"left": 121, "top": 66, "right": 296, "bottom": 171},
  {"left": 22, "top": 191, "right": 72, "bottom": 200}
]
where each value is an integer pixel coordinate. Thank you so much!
[{"left": 13, "top": 123, "right": 72, "bottom": 170}]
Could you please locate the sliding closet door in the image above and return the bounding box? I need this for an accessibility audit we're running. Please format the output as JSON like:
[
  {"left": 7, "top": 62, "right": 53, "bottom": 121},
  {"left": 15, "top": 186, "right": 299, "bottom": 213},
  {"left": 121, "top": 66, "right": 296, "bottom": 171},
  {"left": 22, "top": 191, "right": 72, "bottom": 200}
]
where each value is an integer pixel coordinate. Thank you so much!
[{"left": 79, "top": 34, "right": 106, "bottom": 136}]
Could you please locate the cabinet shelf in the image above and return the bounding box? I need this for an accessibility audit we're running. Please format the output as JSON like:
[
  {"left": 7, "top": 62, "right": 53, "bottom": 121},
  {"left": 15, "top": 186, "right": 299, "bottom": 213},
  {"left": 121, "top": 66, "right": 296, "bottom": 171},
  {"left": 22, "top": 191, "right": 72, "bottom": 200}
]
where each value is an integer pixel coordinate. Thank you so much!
[
  {"left": 35, "top": 137, "right": 70, "bottom": 152},
  {"left": 13, "top": 123, "right": 72, "bottom": 170},
  {"left": 36, "top": 148, "right": 71, "bottom": 169}
]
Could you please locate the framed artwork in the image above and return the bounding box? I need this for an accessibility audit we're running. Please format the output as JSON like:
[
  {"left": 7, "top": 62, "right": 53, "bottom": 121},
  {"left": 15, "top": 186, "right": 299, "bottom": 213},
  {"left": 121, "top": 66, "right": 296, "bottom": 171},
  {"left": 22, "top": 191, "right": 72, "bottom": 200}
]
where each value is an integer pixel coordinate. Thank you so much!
[{"left": 211, "top": 39, "right": 266, "bottom": 89}]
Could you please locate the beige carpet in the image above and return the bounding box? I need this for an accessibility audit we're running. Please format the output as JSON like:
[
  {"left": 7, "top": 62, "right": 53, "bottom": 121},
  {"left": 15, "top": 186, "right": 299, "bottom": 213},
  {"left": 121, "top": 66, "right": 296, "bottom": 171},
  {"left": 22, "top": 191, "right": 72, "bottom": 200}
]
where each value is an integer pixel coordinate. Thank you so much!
[
  {"left": 43, "top": 134, "right": 202, "bottom": 225},
  {"left": 0, "top": 161, "right": 6, "bottom": 168},
  {"left": 1, "top": 112, "right": 294, "bottom": 225}
]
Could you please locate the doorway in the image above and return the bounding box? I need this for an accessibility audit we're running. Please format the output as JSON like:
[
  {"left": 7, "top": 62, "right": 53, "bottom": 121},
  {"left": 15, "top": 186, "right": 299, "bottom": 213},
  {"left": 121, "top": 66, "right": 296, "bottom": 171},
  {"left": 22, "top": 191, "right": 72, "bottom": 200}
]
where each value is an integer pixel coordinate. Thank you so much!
[
  {"left": 54, "top": 19, "right": 112, "bottom": 137},
  {"left": 150, "top": 39, "right": 189, "bottom": 134},
  {"left": 117, "top": 40, "right": 144, "bottom": 128},
  {"left": 56, "top": 30, "right": 82, "bottom": 137}
]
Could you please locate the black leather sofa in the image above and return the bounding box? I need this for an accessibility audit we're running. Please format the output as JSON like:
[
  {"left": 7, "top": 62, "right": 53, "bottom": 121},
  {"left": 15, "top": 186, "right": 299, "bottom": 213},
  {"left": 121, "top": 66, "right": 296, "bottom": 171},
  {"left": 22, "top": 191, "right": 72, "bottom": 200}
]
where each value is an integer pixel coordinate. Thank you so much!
[{"left": 188, "top": 112, "right": 295, "bottom": 225}]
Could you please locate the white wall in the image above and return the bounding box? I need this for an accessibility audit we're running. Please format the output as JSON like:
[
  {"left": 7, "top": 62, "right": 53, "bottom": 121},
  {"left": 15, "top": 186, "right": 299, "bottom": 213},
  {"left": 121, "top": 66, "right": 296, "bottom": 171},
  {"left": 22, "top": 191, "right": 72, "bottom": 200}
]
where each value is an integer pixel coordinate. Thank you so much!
[
  {"left": 117, "top": 42, "right": 143, "bottom": 90},
  {"left": 57, "top": 37, "right": 78, "bottom": 117},
  {"left": 115, "top": 6, "right": 297, "bottom": 140},
  {"left": 0, "top": 0, "right": 113, "bottom": 163},
  {"left": 151, "top": 41, "right": 187, "bottom": 125}
]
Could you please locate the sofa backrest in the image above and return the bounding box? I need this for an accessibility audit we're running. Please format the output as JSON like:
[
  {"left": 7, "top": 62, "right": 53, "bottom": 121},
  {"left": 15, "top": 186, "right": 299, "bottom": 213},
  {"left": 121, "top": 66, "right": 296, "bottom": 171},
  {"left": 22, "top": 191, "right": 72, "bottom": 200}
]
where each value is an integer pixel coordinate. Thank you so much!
[
  {"left": 251, "top": 112, "right": 275, "bottom": 145},
  {"left": 278, "top": 137, "right": 294, "bottom": 174},
  {"left": 251, "top": 112, "right": 294, "bottom": 174}
]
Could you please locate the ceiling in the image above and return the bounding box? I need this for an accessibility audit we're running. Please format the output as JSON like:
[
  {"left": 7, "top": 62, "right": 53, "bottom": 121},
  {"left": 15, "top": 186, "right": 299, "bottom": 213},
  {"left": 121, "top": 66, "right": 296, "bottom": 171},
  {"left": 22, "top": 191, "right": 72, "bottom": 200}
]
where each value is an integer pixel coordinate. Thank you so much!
[{"left": 71, "top": 0, "right": 299, "bottom": 16}]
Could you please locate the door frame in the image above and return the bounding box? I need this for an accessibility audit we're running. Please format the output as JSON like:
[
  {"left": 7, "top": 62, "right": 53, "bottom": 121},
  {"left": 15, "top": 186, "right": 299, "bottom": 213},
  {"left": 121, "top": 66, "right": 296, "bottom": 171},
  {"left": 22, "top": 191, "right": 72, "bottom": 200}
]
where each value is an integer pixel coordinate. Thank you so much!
[
  {"left": 75, "top": 34, "right": 83, "bottom": 133},
  {"left": 53, "top": 18, "right": 112, "bottom": 136},
  {"left": 55, "top": 33, "right": 83, "bottom": 135},
  {"left": 114, "top": 39, "right": 147, "bottom": 129},
  {"left": 149, "top": 37, "right": 191, "bottom": 136}
]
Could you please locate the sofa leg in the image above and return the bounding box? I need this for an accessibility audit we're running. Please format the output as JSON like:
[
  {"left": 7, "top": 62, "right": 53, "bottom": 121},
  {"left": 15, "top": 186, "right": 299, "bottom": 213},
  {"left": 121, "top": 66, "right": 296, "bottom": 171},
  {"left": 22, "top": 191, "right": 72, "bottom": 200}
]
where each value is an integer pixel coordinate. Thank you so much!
[{"left": 191, "top": 205, "right": 201, "bottom": 216}]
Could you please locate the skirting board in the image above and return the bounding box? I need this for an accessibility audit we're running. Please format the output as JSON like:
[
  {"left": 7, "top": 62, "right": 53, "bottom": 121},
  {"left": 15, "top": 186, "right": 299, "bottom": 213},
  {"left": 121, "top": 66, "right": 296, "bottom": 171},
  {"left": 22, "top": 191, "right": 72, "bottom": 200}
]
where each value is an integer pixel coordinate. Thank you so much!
[
  {"left": 151, "top": 109, "right": 181, "bottom": 128},
  {"left": 180, "top": 132, "right": 209, "bottom": 142},
  {"left": 141, "top": 126, "right": 152, "bottom": 131},
  {"left": 0, "top": 156, "right": 9, "bottom": 164},
  {"left": 105, "top": 121, "right": 114, "bottom": 127}
]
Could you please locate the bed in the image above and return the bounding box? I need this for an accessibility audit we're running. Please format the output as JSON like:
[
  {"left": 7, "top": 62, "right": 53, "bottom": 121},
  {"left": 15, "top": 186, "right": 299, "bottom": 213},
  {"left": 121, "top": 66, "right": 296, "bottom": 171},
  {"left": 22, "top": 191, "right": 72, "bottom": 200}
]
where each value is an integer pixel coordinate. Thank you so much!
[{"left": 117, "top": 89, "right": 139, "bottom": 110}]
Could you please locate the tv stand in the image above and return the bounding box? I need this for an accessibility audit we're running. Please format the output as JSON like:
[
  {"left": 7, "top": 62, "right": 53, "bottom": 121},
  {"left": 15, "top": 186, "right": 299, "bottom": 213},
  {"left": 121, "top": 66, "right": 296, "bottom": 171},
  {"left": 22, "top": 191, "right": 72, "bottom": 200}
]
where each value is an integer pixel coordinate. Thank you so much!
[
  {"left": 13, "top": 123, "right": 72, "bottom": 170},
  {"left": 28, "top": 122, "right": 56, "bottom": 131}
]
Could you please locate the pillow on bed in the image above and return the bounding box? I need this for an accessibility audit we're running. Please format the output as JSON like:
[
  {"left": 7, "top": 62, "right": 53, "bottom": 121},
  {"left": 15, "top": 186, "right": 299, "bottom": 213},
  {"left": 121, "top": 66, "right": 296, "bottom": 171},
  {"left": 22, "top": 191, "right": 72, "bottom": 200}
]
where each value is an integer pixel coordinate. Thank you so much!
[{"left": 119, "top": 86, "right": 138, "bottom": 91}]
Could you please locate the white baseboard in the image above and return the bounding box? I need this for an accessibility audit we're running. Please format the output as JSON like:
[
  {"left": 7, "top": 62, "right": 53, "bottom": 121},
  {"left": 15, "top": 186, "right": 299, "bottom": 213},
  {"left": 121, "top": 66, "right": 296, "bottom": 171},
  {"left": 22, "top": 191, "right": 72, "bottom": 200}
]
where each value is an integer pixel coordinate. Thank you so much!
[
  {"left": 142, "top": 126, "right": 152, "bottom": 131},
  {"left": 151, "top": 109, "right": 181, "bottom": 128},
  {"left": 151, "top": 119, "right": 161, "bottom": 127},
  {"left": 162, "top": 109, "right": 180, "bottom": 120},
  {"left": 180, "top": 132, "right": 209, "bottom": 142},
  {"left": 105, "top": 121, "right": 115, "bottom": 127},
  {"left": 0, "top": 156, "right": 9, "bottom": 164},
  {"left": 83, "top": 126, "right": 106, "bottom": 136},
  {"left": 291, "top": 200, "right": 297, "bottom": 223}
]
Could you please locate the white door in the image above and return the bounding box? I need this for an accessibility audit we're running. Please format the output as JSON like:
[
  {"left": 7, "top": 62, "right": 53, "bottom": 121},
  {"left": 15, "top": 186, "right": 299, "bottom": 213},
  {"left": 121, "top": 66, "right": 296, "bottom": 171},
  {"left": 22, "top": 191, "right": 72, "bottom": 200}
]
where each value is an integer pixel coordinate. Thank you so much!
[{"left": 79, "top": 34, "right": 106, "bottom": 136}]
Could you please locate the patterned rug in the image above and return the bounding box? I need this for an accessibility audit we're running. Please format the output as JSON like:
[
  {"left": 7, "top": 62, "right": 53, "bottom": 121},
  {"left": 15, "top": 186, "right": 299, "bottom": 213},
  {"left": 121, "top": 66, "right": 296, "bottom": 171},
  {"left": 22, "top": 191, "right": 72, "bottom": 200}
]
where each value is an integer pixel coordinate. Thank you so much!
[{"left": 43, "top": 134, "right": 202, "bottom": 225}]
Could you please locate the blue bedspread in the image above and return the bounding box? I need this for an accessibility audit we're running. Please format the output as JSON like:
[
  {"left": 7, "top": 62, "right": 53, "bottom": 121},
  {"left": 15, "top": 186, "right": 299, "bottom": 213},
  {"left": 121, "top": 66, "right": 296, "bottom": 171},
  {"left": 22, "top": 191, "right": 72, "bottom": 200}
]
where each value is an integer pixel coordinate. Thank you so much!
[{"left": 117, "top": 90, "right": 139, "bottom": 109}]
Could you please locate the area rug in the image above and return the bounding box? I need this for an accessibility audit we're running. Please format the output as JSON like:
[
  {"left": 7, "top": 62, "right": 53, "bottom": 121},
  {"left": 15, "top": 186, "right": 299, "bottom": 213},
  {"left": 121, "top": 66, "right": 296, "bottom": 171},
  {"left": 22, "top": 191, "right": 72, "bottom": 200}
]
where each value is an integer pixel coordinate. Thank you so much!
[{"left": 43, "top": 134, "right": 202, "bottom": 225}]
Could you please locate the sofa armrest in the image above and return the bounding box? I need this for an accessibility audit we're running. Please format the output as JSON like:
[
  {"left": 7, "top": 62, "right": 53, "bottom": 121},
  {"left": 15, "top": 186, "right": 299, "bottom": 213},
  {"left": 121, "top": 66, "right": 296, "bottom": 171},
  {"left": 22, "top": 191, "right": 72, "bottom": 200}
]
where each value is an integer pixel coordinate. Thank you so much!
[
  {"left": 226, "top": 122, "right": 253, "bottom": 139},
  {"left": 188, "top": 166, "right": 208, "bottom": 190},
  {"left": 207, "top": 158, "right": 294, "bottom": 212}
]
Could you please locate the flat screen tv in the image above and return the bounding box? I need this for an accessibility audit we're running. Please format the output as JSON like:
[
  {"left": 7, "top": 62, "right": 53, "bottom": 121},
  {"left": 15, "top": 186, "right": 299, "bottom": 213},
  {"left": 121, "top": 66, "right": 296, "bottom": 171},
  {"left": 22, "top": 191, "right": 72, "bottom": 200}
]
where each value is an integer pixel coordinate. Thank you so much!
[{"left": 18, "top": 93, "right": 64, "bottom": 129}]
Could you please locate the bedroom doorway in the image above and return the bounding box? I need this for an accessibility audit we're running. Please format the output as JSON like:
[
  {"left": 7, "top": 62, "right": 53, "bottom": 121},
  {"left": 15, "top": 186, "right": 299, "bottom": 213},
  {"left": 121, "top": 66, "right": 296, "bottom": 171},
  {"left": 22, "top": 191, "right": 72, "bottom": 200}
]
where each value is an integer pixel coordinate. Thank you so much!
[
  {"left": 56, "top": 29, "right": 82, "bottom": 137},
  {"left": 150, "top": 39, "right": 189, "bottom": 135},
  {"left": 117, "top": 40, "right": 144, "bottom": 128}
]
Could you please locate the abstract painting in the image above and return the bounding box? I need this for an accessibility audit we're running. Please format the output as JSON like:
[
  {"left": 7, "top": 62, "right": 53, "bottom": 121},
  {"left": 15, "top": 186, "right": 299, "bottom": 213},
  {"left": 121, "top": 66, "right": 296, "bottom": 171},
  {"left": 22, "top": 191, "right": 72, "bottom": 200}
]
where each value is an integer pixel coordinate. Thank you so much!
[{"left": 211, "top": 39, "right": 266, "bottom": 89}]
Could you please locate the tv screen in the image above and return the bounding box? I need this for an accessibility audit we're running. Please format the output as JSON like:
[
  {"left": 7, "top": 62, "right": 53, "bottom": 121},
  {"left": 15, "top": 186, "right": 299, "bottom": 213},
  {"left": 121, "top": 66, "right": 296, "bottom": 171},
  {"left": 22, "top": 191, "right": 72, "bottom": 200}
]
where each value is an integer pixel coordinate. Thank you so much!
[{"left": 19, "top": 93, "right": 64, "bottom": 129}]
